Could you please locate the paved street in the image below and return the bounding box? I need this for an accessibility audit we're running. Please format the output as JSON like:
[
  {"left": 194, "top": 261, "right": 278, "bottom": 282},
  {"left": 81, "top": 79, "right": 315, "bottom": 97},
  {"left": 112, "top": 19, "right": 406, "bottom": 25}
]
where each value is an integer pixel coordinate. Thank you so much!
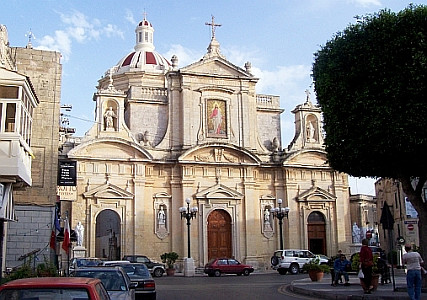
[{"left": 155, "top": 272, "right": 311, "bottom": 300}]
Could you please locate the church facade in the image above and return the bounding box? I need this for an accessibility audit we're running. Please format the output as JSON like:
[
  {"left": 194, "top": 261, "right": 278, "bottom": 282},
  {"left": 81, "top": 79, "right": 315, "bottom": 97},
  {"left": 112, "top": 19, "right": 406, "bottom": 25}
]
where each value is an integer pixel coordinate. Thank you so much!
[{"left": 62, "top": 16, "right": 351, "bottom": 270}]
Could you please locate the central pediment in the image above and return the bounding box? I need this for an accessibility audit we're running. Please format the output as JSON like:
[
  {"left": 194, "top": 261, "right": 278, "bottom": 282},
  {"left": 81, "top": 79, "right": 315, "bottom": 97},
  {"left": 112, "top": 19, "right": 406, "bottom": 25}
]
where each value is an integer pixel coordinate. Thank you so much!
[
  {"left": 180, "top": 58, "right": 252, "bottom": 79},
  {"left": 179, "top": 144, "right": 260, "bottom": 166}
]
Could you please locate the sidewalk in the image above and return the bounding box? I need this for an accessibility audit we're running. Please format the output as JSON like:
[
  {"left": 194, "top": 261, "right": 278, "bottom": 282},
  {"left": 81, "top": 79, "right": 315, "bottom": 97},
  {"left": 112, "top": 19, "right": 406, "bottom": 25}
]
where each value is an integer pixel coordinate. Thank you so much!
[{"left": 289, "top": 271, "right": 427, "bottom": 300}]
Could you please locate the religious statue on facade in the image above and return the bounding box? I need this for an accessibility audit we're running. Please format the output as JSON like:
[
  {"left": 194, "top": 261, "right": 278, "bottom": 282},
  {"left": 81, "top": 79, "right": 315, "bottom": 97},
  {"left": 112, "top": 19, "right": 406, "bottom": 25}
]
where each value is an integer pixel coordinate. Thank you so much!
[
  {"left": 158, "top": 207, "right": 166, "bottom": 226},
  {"left": 352, "top": 222, "right": 361, "bottom": 244},
  {"left": 75, "top": 221, "right": 84, "bottom": 247},
  {"left": 104, "top": 107, "right": 116, "bottom": 130}
]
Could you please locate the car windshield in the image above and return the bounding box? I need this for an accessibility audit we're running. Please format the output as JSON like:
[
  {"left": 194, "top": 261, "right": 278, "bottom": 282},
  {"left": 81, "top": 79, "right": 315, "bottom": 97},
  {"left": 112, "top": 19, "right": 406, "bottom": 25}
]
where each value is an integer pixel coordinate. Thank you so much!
[
  {"left": 76, "top": 270, "right": 127, "bottom": 291},
  {"left": 76, "top": 259, "right": 102, "bottom": 267},
  {"left": 0, "top": 288, "right": 89, "bottom": 300},
  {"left": 121, "top": 264, "right": 151, "bottom": 279}
]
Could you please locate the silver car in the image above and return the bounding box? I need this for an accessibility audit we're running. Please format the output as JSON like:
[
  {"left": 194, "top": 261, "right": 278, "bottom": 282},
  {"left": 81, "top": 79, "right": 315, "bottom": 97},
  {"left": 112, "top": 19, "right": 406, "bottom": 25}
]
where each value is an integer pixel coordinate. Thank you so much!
[{"left": 73, "top": 266, "right": 136, "bottom": 300}]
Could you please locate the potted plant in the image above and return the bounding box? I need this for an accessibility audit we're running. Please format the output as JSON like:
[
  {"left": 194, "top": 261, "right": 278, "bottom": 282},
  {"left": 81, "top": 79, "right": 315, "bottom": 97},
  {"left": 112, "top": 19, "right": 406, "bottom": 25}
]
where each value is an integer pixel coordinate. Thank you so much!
[
  {"left": 161, "top": 252, "right": 179, "bottom": 276},
  {"left": 302, "top": 257, "right": 330, "bottom": 281}
]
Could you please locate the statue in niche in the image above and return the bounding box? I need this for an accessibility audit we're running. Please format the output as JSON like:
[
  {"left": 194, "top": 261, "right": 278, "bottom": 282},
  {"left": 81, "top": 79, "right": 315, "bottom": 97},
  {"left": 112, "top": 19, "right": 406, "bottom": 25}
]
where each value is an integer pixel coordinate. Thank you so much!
[
  {"left": 158, "top": 206, "right": 166, "bottom": 226},
  {"left": 104, "top": 107, "right": 116, "bottom": 130},
  {"left": 264, "top": 208, "right": 271, "bottom": 224},
  {"left": 306, "top": 120, "right": 316, "bottom": 142},
  {"left": 263, "top": 207, "right": 273, "bottom": 236}
]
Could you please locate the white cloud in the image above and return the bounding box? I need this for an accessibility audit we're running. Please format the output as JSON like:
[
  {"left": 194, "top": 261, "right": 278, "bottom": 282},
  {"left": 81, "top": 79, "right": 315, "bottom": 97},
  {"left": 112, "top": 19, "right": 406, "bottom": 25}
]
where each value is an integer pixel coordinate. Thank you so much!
[
  {"left": 125, "top": 10, "right": 137, "bottom": 25},
  {"left": 36, "top": 30, "right": 71, "bottom": 60},
  {"left": 163, "top": 44, "right": 203, "bottom": 67},
  {"left": 349, "top": 0, "right": 382, "bottom": 7},
  {"left": 35, "top": 10, "right": 124, "bottom": 61}
]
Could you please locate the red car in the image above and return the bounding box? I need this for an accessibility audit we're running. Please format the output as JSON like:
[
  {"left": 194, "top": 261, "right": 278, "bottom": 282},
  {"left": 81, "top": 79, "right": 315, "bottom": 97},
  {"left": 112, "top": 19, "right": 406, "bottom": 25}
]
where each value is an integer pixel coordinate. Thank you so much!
[
  {"left": 204, "top": 258, "right": 254, "bottom": 277},
  {"left": 0, "top": 277, "right": 110, "bottom": 300}
]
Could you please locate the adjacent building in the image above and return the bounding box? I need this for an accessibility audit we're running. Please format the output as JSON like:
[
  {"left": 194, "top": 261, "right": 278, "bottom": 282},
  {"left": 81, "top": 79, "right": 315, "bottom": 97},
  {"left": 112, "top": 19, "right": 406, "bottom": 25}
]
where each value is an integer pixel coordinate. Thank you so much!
[
  {"left": 0, "top": 24, "right": 62, "bottom": 272},
  {"left": 375, "top": 178, "right": 421, "bottom": 266}
]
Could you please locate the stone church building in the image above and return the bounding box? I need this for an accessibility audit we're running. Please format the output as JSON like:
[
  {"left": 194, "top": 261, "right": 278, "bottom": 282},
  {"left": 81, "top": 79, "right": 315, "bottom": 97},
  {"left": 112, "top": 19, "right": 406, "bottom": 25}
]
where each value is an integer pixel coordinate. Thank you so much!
[{"left": 62, "top": 15, "right": 351, "bottom": 270}]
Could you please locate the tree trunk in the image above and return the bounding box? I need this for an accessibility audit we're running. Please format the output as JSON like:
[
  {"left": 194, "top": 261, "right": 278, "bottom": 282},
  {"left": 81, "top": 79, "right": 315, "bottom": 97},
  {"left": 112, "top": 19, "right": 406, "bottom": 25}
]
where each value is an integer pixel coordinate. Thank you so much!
[{"left": 399, "top": 176, "right": 427, "bottom": 287}]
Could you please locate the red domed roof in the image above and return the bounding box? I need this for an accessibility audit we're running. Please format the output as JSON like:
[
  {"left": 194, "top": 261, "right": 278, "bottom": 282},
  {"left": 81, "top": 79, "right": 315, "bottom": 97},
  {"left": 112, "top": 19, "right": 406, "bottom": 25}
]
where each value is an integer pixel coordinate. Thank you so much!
[{"left": 112, "top": 15, "right": 171, "bottom": 74}]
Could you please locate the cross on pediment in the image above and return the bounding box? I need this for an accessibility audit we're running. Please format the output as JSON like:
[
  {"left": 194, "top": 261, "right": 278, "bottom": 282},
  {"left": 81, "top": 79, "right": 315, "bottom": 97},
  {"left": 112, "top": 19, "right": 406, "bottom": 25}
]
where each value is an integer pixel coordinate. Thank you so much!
[{"left": 205, "top": 15, "right": 222, "bottom": 39}]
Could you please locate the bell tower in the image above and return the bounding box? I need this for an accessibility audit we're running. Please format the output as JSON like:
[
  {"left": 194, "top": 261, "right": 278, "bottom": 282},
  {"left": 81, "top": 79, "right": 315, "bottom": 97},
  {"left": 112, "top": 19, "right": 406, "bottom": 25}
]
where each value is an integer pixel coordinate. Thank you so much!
[{"left": 287, "top": 90, "right": 324, "bottom": 152}]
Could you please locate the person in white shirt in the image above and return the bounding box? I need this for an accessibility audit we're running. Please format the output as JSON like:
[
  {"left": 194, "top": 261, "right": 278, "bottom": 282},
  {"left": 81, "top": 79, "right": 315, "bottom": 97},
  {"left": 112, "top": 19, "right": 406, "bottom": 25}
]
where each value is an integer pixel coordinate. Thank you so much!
[{"left": 402, "top": 244, "right": 424, "bottom": 300}]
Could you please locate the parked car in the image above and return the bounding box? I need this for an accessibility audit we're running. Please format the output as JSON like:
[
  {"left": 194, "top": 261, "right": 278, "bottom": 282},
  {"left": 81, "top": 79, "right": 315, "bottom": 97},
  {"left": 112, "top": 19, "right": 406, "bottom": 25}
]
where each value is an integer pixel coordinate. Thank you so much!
[
  {"left": 106, "top": 263, "right": 156, "bottom": 300},
  {"left": 0, "top": 277, "right": 110, "bottom": 300},
  {"left": 315, "top": 254, "right": 330, "bottom": 264},
  {"left": 122, "top": 255, "right": 165, "bottom": 277},
  {"left": 271, "top": 249, "right": 321, "bottom": 275},
  {"left": 204, "top": 258, "right": 254, "bottom": 277},
  {"left": 73, "top": 266, "right": 136, "bottom": 300},
  {"left": 70, "top": 257, "right": 104, "bottom": 273},
  {"left": 102, "top": 260, "right": 132, "bottom": 266}
]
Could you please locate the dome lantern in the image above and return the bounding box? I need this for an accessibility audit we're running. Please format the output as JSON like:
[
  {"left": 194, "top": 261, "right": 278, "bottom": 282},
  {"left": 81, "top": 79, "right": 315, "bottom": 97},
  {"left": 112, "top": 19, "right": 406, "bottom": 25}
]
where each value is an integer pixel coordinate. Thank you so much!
[{"left": 135, "top": 12, "right": 155, "bottom": 52}]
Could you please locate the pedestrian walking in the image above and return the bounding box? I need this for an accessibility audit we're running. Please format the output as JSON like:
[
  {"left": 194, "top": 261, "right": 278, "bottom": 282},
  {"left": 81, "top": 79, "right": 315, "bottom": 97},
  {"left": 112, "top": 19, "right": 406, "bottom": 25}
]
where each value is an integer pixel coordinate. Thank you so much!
[
  {"left": 359, "top": 238, "right": 374, "bottom": 294},
  {"left": 402, "top": 244, "right": 424, "bottom": 300}
]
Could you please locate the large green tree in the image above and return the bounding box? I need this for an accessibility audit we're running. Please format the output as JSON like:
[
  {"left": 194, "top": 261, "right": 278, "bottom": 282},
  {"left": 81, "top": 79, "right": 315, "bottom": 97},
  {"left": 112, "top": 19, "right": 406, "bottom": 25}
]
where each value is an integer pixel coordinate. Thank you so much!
[{"left": 312, "top": 4, "right": 427, "bottom": 261}]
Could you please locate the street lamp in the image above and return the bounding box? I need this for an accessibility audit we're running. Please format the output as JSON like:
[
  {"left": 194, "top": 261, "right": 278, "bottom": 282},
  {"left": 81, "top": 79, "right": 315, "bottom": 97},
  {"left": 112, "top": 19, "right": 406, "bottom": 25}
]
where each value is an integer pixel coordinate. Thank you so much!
[
  {"left": 179, "top": 198, "right": 198, "bottom": 258},
  {"left": 270, "top": 199, "right": 290, "bottom": 250}
]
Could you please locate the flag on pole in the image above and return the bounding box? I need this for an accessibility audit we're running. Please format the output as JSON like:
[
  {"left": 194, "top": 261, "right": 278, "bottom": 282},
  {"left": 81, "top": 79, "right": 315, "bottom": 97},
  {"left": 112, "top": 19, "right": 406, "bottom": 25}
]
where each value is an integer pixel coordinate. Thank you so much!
[
  {"left": 50, "top": 206, "right": 59, "bottom": 250},
  {"left": 62, "top": 217, "right": 70, "bottom": 254},
  {"left": 54, "top": 206, "right": 61, "bottom": 232},
  {"left": 49, "top": 230, "right": 56, "bottom": 250}
]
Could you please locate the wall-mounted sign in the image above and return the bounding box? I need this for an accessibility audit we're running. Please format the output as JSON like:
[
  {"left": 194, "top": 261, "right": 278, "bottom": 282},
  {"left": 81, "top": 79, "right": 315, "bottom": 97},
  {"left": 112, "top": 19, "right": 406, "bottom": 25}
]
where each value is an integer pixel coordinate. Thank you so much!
[
  {"left": 58, "top": 160, "right": 77, "bottom": 186},
  {"left": 57, "top": 185, "right": 77, "bottom": 201}
]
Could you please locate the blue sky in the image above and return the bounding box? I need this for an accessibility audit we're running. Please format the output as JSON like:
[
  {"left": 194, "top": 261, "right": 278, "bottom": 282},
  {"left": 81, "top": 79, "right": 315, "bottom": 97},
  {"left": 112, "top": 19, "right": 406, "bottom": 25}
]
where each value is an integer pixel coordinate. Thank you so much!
[{"left": 2, "top": 0, "right": 424, "bottom": 195}]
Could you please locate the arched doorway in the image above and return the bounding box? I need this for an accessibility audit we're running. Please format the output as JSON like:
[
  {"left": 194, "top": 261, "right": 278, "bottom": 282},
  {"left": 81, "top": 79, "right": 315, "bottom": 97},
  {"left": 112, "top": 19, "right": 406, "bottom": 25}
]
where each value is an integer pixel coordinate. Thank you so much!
[
  {"left": 207, "top": 209, "right": 232, "bottom": 260},
  {"left": 307, "top": 211, "right": 326, "bottom": 255},
  {"left": 95, "top": 209, "right": 121, "bottom": 260}
]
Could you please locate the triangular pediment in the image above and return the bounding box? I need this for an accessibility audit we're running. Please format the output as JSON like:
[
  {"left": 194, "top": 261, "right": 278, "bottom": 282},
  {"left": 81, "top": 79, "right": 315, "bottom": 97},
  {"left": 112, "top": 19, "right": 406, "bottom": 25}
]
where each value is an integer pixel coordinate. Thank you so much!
[
  {"left": 67, "top": 138, "right": 152, "bottom": 161},
  {"left": 283, "top": 149, "right": 329, "bottom": 169},
  {"left": 296, "top": 183, "right": 336, "bottom": 202},
  {"left": 179, "top": 144, "right": 260, "bottom": 166},
  {"left": 83, "top": 183, "right": 133, "bottom": 199},
  {"left": 195, "top": 183, "right": 243, "bottom": 200},
  {"left": 180, "top": 58, "right": 252, "bottom": 78}
]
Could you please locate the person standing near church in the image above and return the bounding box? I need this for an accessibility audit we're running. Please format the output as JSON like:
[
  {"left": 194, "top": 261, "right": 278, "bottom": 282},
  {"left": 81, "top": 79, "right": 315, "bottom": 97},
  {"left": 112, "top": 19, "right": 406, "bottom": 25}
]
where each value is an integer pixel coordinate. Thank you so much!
[
  {"left": 403, "top": 244, "right": 424, "bottom": 300},
  {"left": 359, "top": 238, "right": 374, "bottom": 294}
]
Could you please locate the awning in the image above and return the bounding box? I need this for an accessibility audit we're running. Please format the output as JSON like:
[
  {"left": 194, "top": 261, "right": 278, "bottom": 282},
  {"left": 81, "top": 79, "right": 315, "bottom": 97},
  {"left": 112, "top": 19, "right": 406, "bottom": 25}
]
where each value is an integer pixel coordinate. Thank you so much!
[{"left": 0, "top": 183, "right": 18, "bottom": 222}]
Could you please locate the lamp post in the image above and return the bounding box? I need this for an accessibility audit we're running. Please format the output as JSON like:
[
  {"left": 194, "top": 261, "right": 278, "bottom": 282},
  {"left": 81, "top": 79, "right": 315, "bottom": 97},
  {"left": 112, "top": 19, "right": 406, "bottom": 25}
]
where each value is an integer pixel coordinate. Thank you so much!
[
  {"left": 270, "top": 199, "right": 290, "bottom": 250},
  {"left": 179, "top": 198, "right": 198, "bottom": 258}
]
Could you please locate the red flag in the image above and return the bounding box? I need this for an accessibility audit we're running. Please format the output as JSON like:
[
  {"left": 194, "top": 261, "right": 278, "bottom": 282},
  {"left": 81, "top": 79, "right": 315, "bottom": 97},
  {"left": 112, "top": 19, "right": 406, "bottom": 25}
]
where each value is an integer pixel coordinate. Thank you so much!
[
  {"left": 49, "top": 229, "right": 56, "bottom": 250},
  {"left": 62, "top": 218, "right": 70, "bottom": 254}
]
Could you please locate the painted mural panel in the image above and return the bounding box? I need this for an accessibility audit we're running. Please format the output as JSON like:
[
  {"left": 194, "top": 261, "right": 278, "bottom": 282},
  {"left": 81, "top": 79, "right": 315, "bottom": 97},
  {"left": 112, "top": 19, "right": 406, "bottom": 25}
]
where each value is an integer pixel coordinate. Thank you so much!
[{"left": 207, "top": 99, "right": 227, "bottom": 138}]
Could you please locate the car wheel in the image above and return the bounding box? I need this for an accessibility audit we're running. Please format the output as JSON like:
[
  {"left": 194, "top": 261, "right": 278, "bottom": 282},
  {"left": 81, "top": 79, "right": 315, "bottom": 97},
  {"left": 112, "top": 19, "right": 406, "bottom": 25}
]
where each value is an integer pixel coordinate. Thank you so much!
[
  {"left": 243, "top": 269, "right": 250, "bottom": 276},
  {"left": 214, "top": 270, "right": 221, "bottom": 277},
  {"left": 271, "top": 256, "right": 279, "bottom": 266},
  {"left": 289, "top": 263, "right": 299, "bottom": 275},
  {"left": 278, "top": 269, "right": 287, "bottom": 275},
  {"left": 153, "top": 268, "right": 164, "bottom": 277}
]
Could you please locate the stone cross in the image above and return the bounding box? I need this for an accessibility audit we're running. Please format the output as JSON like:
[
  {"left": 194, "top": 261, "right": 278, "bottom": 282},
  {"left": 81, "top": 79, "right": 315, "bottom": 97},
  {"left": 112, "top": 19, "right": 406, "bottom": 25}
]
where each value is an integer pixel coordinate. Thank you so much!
[{"left": 205, "top": 15, "right": 222, "bottom": 39}]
